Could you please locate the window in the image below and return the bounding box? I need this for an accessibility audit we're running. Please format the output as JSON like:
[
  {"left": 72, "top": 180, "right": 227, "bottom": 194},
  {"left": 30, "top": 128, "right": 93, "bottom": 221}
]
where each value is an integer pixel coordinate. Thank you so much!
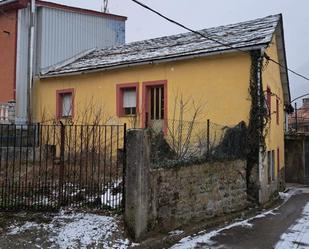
[
  {"left": 56, "top": 89, "right": 74, "bottom": 119},
  {"left": 267, "top": 150, "right": 275, "bottom": 184},
  {"left": 123, "top": 89, "right": 137, "bottom": 115},
  {"left": 277, "top": 148, "right": 280, "bottom": 176},
  {"left": 142, "top": 80, "right": 168, "bottom": 134},
  {"left": 276, "top": 98, "right": 279, "bottom": 125},
  {"left": 116, "top": 83, "right": 139, "bottom": 117}
]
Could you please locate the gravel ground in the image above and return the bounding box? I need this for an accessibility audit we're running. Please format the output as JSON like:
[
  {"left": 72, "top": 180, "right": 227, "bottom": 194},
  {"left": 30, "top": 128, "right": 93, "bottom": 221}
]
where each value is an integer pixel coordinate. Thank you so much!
[{"left": 0, "top": 210, "right": 131, "bottom": 249}]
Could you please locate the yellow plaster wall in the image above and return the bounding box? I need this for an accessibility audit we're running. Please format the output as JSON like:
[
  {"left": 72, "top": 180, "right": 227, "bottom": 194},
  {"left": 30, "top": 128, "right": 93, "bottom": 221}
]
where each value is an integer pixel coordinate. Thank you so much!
[
  {"left": 262, "top": 35, "right": 285, "bottom": 174},
  {"left": 34, "top": 52, "right": 252, "bottom": 129}
]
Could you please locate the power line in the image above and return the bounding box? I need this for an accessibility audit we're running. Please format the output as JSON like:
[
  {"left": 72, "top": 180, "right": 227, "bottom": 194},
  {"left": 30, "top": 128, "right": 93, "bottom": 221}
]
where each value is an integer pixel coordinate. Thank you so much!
[
  {"left": 264, "top": 54, "right": 309, "bottom": 82},
  {"left": 131, "top": 0, "right": 309, "bottom": 83},
  {"left": 130, "top": 0, "right": 247, "bottom": 55}
]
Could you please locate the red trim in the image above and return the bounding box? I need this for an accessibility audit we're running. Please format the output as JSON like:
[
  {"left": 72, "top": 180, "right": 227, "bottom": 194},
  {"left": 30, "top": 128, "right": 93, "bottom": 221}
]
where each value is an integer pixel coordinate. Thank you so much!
[
  {"left": 116, "top": 82, "right": 139, "bottom": 117},
  {"left": 36, "top": 1, "right": 127, "bottom": 21},
  {"left": 56, "top": 88, "right": 75, "bottom": 119},
  {"left": 276, "top": 98, "right": 279, "bottom": 125},
  {"left": 0, "top": 1, "right": 127, "bottom": 21},
  {"left": 277, "top": 147, "right": 280, "bottom": 176},
  {"left": 142, "top": 80, "right": 168, "bottom": 134},
  {"left": 0, "top": 0, "right": 28, "bottom": 11}
]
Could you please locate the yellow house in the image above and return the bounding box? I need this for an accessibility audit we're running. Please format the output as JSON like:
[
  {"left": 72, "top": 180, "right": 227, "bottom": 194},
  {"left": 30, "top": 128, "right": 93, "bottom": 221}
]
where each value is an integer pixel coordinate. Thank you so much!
[{"left": 34, "top": 14, "right": 290, "bottom": 204}]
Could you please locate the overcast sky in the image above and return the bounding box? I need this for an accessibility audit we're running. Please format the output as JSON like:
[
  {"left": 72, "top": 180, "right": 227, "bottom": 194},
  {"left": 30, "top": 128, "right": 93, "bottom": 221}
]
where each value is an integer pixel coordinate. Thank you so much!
[{"left": 49, "top": 0, "right": 309, "bottom": 103}]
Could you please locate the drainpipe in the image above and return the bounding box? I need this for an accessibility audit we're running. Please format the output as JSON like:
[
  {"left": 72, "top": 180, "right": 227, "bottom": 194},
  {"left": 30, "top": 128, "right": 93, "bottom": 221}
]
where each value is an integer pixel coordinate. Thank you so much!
[{"left": 27, "top": 0, "right": 35, "bottom": 123}]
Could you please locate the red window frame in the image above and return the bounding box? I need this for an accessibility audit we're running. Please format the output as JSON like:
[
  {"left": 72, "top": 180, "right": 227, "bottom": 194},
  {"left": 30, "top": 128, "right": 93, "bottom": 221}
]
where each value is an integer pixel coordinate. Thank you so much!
[
  {"left": 266, "top": 86, "right": 271, "bottom": 116},
  {"left": 56, "top": 88, "right": 75, "bottom": 119},
  {"left": 116, "top": 82, "right": 139, "bottom": 117},
  {"left": 276, "top": 98, "right": 279, "bottom": 125},
  {"left": 142, "top": 80, "right": 168, "bottom": 134},
  {"left": 277, "top": 147, "right": 280, "bottom": 177}
]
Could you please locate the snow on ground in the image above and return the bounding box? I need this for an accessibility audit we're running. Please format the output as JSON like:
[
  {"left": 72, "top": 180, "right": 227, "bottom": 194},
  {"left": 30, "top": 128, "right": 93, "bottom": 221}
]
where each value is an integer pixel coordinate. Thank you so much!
[
  {"left": 170, "top": 218, "right": 255, "bottom": 249},
  {"left": 101, "top": 180, "right": 123, "bottom": 209},
  {"left": 274, "top": 202, "right": 309, "bottom": 249},
  {"left": 6, "top": 211, "right": 129, "bottom": 249},
  {"left": 7, "top": 222, "right": 42, "bottom": 235},
  {"left": 170, "top": 188, "right": 300, "bottom": 249}
]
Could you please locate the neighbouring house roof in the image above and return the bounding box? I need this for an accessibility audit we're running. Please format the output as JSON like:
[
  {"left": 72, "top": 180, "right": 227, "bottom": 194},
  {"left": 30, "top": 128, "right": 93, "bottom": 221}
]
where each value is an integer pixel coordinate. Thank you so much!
[
  {"left": 41, "top": 14, "right": 291, "bottom": 104},
  {"left": 289, "top": 107, "right": 309, "bottom": 125},
  {"left": 0, "top": 0, "right": 127, "bottom": 21}
]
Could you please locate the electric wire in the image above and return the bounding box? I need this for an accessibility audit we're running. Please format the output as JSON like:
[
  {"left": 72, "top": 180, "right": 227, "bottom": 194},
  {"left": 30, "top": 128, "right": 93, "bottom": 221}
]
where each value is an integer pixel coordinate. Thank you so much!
[{"left": 131, "top": 0, "right": 309, "bottom": 83}]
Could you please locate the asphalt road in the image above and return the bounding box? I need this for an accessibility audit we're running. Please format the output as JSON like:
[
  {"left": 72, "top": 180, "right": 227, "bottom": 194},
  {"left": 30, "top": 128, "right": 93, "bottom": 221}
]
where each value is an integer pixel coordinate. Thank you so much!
[{"left": 171, "top": 186, "right": 309, "bottom": 249}]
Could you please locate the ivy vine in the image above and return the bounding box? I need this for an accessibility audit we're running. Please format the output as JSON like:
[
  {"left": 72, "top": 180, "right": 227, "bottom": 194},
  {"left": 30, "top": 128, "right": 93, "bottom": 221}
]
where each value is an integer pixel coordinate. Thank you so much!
[{"left": 246, "top": 50, "right": 270, "bottom": 203}]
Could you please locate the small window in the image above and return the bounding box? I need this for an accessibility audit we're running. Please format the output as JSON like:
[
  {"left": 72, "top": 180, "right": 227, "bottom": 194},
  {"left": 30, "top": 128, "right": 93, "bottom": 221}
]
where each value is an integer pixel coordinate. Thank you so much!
[
  {"left": 123, "top": 89, "right": 137, "bottom": 115},
  {"left": 276, "top": 98, "right": 279, "bottom": 125},
  {"left": 57, "top": 89, "right": 74, "bottom": 119},
  {"left": 267, "top": 151, "right": 271, "bottom": 184},
  {"left": 267, "top": 150, "right": 275, "bottom": 184},
  {"left": 277, "top": 148, "right": 280, "bottom": 176},
  {"left": 271, "top": 150, "right": 275, "bottom": 181},
  {"left": 116, "top": 83, "right": 139, "bottom": 117}
]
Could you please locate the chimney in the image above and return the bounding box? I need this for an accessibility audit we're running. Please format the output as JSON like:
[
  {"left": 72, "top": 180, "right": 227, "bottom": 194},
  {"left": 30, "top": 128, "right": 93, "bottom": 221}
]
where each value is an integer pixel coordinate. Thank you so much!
[{"left": 302, "top": 98, "right": 309, "bottom": 108}]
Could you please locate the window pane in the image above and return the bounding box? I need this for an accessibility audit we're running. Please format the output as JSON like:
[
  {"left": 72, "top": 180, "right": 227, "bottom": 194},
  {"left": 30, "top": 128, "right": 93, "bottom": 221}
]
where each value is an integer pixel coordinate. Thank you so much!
[
  {"left": 124, "top": 107, "right": 136, "bottom": 115},
  {"left": 123, "top": 89, "right": 136, "bottom": 108},
  {"left": 62, "top": 93, "right": 72, "bottom": 117}
]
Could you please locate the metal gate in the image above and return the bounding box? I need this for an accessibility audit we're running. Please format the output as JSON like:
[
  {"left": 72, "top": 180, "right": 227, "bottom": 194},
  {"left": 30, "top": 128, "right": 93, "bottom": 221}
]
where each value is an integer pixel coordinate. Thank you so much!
[{"left": 0, "top": 123, "right": 126, "bottom": 211}]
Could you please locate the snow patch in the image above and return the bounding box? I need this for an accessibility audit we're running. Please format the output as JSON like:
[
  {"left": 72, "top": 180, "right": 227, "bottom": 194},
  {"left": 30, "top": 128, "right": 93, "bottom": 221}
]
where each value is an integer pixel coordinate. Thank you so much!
[
  {"left": 7, "top": 211, "right": 129, "bottom": 249},
  {"left": 101, "top": 180, "right": 122, "bottom": 209},
  {"left": 7, "top": 222, "right": 41, "bottom": 235},
  {"left": 274, "top": 202, "right": 309, "bottom": 249},
  {"left": 170, "top": 218, "right": 254, "bottom": 249},
  {"left": 169, "top": 230, "right": 185, "bottom": 236}
]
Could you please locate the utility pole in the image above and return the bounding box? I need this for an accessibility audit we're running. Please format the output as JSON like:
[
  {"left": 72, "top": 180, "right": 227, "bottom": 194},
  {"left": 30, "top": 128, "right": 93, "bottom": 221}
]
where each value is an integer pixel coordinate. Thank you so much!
[
  {"left": 27, "top": 0, "right": 35, "bottom": 123},
  {"left": 102, "top": 0, "right": 109, "bottom": 13}
]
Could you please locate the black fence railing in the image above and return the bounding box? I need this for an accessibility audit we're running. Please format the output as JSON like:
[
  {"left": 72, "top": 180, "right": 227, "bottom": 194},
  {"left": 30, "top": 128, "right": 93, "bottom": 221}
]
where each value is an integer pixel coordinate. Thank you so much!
[{"left": 0, "top": 123, "right": 126, "bottom": 211}]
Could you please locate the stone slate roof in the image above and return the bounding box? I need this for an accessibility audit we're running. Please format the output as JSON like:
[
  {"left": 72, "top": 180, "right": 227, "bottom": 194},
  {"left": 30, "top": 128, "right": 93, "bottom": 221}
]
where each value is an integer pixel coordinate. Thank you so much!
[{"left": 44, "top": 14, "right": 281, "bottom": 77}]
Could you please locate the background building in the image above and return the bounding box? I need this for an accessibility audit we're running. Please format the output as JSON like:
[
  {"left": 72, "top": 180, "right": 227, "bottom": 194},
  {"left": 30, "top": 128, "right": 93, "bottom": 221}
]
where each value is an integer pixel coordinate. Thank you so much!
[
  {"left": 288, "top": 98, "right": 309, "bottom": 133},
  {"left": 0, "top": 0, "right": 126, "bottom": 123}
]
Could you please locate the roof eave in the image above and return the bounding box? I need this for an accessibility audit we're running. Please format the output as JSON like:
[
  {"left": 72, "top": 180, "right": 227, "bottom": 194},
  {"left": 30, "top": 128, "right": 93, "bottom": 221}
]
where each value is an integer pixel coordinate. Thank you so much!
[
  {"left": 35, "top": 0, "right": 127, "bottom": 21},
  {"left": 0, "top": 0, "right": 28, "bottom": 11},
  {"left": 275, "top": 14, "right": 291, "bottom": 105},
  {"left": 39, "top": 44, "right": 267, "bottom": 79}
]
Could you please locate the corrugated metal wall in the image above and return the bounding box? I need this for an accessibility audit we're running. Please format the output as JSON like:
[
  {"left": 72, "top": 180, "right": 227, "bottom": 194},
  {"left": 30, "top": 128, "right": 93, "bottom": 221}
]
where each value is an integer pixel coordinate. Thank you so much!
[
  {"left": 15, "top": 5, "right": 126, "bottom": 123},
  {"left": 37, "top": 7, "right": 125, "bottom": 71},
  {"left": 15, "top": 7, "right": 29, "bottom": 124}
]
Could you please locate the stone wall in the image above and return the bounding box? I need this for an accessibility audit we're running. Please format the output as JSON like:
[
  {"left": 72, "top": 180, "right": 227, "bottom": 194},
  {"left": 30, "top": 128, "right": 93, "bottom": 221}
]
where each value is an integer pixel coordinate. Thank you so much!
[
  {"left": 125, "top": 129, "right": 248, "bottom": 240},
  {"left": 148, "top": 160, "right": 248, "bottom": 231}
]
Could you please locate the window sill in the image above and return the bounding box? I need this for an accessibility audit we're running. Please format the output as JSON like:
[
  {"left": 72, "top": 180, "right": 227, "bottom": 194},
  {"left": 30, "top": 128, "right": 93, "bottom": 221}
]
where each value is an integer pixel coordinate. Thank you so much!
[{"left": 118, "top": 114, "right": 137, "bottom": 118}]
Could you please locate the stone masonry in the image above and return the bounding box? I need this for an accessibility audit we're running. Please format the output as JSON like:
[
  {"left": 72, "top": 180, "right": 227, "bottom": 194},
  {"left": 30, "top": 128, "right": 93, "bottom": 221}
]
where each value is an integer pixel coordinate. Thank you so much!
[
  {"left": 148, "top": 160, "right": 248, "bottom": 231},
  {"left": 125, "top": 129, "right": 248, "bottom": 240}
]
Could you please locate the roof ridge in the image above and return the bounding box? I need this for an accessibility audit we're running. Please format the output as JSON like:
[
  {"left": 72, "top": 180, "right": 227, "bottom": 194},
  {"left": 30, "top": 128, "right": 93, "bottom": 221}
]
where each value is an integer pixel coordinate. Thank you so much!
[
  {"left": 97, "top": 14, "right": 281, "bottom": 51},
  {"left": 42, "top": 14, "right": 282, "bottom": 77}
]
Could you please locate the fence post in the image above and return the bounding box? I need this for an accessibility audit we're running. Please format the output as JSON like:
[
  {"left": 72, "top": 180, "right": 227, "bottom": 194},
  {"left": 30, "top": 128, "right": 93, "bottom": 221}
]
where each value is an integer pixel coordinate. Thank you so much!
[
  {"left": 207, "top": 119, "right": 210, "bottom": 157},
  {"left": 122, "top": 123, "right": 127, "bottom": 211},
  {"left": 124, "top": 129, "right": 150, "bottom": 241},
  {"left": 295, "top": 102, "right": 298, "bottom": 132},
  {"left": 59, "top": 122, "right": 65, "bottom": 206}
]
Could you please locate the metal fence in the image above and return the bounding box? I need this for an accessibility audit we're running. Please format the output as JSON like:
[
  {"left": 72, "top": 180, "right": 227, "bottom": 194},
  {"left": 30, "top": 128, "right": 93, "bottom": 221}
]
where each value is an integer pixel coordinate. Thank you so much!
[
  {"left": 150, "top": 119, "right": 247, "bottom": 168},
  {"left": 0, "top": 123, "right": 126, "bottom": 211}
]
